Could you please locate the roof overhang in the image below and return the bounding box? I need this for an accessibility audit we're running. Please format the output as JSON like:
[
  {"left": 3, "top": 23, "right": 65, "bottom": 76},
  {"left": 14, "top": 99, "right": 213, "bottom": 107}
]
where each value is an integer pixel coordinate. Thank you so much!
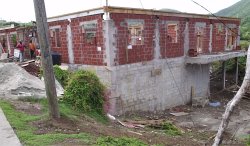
[{"left": 185, "top": 51, "right": 247, "bottom": 64}]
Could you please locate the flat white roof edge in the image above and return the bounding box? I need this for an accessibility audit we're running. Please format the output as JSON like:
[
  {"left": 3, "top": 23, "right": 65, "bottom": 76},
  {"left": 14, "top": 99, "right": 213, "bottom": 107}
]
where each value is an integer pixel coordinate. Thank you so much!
[{"left": 47, "top": 9, "right": 104, "bottom": 22}]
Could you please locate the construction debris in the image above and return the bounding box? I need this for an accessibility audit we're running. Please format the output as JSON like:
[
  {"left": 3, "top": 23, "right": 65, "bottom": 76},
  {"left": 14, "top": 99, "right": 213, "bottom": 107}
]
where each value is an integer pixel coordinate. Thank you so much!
[
  {"left": 170, "top": 112, "right": 189, "bottom": 117},
  {"left": 0, "top": 63, "right": 63, "bottom": 99},
  {"left": 20, "top": 60, "right": 40, "bottom": 77}
]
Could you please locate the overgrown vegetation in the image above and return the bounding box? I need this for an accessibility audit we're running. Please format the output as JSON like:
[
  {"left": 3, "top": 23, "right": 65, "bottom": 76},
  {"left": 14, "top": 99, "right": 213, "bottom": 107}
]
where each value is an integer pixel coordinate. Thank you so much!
[
  {"left": 63, "top": 70, "right": 105, "bottom": 114},
  {"left": 162, "top": 122, "right": 182, "bottom": 136},
  {"left": 247, "top": 136, "right": 250, "bottom": 146},
  {"left": 216, "top": 0, "right": 250, "bottom": 41},
  {"left": 0, "top": 99, "right": 92, "bottom": 146},
  {"left": 53, "top": 65, "right": 70, "bottom": 88},
  {"left": 211, "top": 56, "right": 246, "bottom": 81}
]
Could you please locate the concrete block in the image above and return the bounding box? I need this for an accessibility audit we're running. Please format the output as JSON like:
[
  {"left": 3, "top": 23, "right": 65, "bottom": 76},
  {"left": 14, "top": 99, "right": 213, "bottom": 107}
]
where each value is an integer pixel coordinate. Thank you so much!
[{"left": 192, "top": 96, "right": 209, "bottom": 107}]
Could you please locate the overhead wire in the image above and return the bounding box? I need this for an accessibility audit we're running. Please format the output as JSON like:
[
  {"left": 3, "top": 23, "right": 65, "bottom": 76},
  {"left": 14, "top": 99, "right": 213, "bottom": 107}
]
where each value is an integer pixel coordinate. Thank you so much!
[
  {"left": 190, "top": 0, "right": 240, "bottom": 37},
  {"left": 139, "top": 0, "right": 144, "bottom": 9}
]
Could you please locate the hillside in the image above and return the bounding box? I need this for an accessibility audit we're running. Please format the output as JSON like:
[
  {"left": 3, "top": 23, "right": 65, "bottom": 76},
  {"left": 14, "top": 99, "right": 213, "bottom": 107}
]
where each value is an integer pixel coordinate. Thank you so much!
[{"left": 216, "top": 0, "right": 250, "bottom": 40}]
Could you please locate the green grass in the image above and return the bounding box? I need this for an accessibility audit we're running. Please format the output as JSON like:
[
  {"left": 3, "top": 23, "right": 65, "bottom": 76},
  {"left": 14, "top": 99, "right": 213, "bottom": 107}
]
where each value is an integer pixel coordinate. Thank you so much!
[
  {"left": 0, "top": 98, "right": 162, "bottom": 146},
  {"left": 162, "top": 122, "right": 182, "bottom": 136},
  {"left": 96, "top": 137, "right": 147, "bottom": 146},
  {"left": 96, "top": 137, "right": 163, "bottom": 146},
  {"left": 0, "top": 99, "right": 92, "bottom": 146}
]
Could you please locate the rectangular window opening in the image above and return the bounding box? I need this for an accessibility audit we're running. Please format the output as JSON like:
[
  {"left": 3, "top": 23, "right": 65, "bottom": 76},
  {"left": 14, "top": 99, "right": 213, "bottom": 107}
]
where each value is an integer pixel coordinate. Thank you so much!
[
  {"left": 167, "top": 23, "right": 178, "bottom": 43},
  {"left": 128, "top": 22, "right": 144, "bottom": 45},
  {"left": 196, "top": 27, "right": 204, "bottom": 53},
  {"left": 226, "top": 28, "right": 237, "bottom": 50},
  {"left": 81, "top": 21, "right": 97, "bottom": 45},
  {"left": 54, "top": 28, "right": 61, "bottom": 47}
]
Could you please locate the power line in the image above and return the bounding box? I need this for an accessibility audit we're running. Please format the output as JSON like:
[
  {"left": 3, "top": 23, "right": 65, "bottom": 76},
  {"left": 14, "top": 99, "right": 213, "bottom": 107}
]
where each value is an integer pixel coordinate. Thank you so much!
[
  {"left": 139, "top": 0, "right": 144, "bottom": 9},
  {"left": 190, "top": 0, "right": 240, "bottom": 37}
]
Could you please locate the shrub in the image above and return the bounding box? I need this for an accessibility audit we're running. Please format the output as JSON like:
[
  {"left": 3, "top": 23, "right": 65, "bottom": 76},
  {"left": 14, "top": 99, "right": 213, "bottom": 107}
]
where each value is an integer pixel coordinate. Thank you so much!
[
  {"left": 53, "top": 65, "right": 70, "bottom": 88},
  {"left": 63, "top": 70, "right": 105, "bottom": 114}
]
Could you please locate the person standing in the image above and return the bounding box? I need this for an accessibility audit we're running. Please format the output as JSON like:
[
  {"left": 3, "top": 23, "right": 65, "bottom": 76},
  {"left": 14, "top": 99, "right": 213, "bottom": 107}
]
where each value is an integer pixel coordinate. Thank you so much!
[
  {"left": 16, "top": 41, "right": 25, "bottom": 62},
  {"left": 29, "top": 40, "right": 36, "bottom": 59}
]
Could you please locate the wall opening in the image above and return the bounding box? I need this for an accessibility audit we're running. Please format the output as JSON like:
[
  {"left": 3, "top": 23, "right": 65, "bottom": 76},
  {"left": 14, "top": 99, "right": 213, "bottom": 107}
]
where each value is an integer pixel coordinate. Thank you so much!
[
  {"left": 81, "top": 21, "right": 97, "bottom": 45},
  {"left": 0, "top": 35, "right": 6, "bottom": 48},
  {"left": 167, "top": 23, "right": 178, "bottom": 43},
  {"left": 196, "top": 26, "right": 204, "bottom": 53},
  {"left": 226, "top": 28, "right": 237, "bottom": 50},
  {"left": 50, "top": 28, "right": 61, "bottom": 48},
  {"left": 128, "top": 22, "right": 144, "bottom": 45}
]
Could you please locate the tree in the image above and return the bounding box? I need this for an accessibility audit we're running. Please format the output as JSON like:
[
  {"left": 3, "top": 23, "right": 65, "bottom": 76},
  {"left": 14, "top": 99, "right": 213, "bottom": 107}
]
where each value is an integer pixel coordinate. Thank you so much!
[
  {"left": 213, "top": 45, "right": 250, "bottom": 146},
  {"left": 33, "top": 0, "right": 60, "bottom": 119}
]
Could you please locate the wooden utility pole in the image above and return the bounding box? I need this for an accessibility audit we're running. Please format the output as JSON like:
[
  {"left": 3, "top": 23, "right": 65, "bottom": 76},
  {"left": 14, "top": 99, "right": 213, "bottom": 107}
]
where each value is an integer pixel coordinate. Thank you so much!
[{"left": 33, "top": 0, "right": 60, "bottom": 119}]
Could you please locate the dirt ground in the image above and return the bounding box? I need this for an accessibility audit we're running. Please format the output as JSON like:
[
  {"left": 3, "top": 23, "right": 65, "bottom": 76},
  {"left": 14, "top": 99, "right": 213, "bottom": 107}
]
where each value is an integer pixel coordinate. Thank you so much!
[
  {"left": 10, "top": 90, "right": 249, "bottom": 146},
  {"left": 8, "top": 72, "right": 250, "bottom": 146}
]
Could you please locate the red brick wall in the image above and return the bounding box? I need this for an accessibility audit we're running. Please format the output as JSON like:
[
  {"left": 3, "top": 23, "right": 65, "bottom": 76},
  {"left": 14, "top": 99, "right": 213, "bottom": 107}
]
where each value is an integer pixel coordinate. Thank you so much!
[
  {"left": 47, "top": 12, "right": 240, "bottom": 65},
  {"left": 211, "top": 20, "right": 240, "bottom": 52},
  {"left": 49, "top": 20, "right": 69, "bottom": 63},
  {"left": 0, "top": 28, "right": 17, "bottom": 56},
  {"left": 70, "top": 14, "right": 105, "bottom": 65},
  {"left": 188, "top": 19, "right": 210, "bottom": 54},
  {"left": 110, "top": 13, "right": 155, "bottom": 65},
  {"left": 159, "top": 16, "right": 185, "bottom": 58}
]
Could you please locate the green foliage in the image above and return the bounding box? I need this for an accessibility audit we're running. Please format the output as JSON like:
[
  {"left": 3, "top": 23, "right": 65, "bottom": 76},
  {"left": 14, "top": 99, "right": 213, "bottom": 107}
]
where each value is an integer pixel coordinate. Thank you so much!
[
  {"left": 53, "top": 65, "right": 70, "bottom": 88},
  {"left": 211, "top": 56, "right": 246, "bottom": 79},
  {"left": 216, "top": 0, "right": 250, "bottom": 41},
  {"left": 0, "top": 99, "right": 92, "bottom": 146},
  {"left": 240, "top": 40, "right": 250, "bottom": 50},
  {"left": 247, "top": 136, "right": 250, "bottom": 146},
  {"left": 225, "top": 57, "right": 246, "bottom": 77},
  {"left": 96, "top": 137, "right": 148, "bottom": 146},
  {"left": 63, "top": 70, "right": 105, "bottom": 114},
  {"left": 11, "top": 34, "right": 17, "bottom": 47},
  {"left": 162, "top": 122, "right": 182, "bottom": 136}
]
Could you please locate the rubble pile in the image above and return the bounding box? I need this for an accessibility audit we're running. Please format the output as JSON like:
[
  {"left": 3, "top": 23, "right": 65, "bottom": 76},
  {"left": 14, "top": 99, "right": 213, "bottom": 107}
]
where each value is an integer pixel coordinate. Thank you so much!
[
  {"left": 0, "top": 63, "right": 63, "bottom": 99},
  {"left": 21, "top": 62, "right": 40, "bottom": 77}
]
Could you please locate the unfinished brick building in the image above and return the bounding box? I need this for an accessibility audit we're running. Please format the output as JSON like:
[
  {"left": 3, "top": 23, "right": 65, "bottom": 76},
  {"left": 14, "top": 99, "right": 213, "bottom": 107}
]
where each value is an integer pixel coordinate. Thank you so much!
[
  {"left": 0, "top": 24, "right": 38, "bottom": 58},
  {"left": 47, "top": 6, "right": 245, "bottom": 115}
]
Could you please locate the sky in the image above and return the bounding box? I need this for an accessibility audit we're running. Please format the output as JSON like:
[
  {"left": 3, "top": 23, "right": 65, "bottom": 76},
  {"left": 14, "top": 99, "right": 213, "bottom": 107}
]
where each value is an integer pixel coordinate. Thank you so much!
[{"left": 0, "top": 0, "right": 241, "bottom": 23}]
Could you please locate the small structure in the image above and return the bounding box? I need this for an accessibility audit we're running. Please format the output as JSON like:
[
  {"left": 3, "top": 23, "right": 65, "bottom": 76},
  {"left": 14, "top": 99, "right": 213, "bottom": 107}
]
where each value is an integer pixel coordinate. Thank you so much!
[
  {"left": 0, "top": 23, "right": 38, "bottom": 59},
  {"left": 45, "top": 6, "right": 245, "bottom": 115}
]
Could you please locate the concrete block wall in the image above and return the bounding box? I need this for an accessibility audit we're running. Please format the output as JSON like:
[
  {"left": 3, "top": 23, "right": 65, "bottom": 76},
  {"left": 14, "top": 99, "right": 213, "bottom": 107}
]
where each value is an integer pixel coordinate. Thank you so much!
[{"left": 107, "top": 58, "right": 210, "bottom": 115}]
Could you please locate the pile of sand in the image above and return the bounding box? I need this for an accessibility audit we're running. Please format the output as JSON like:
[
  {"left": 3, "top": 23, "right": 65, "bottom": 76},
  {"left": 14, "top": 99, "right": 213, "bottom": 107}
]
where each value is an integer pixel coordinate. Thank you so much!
[{"left": 0, "top": 63, "right": 63, "bottom": 99}]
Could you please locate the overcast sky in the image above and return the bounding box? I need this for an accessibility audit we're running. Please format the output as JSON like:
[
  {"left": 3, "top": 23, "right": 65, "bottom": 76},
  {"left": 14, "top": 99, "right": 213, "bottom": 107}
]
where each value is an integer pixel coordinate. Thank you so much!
[{"left": 0, "top": 0, "right": 240, "bottom": 22}]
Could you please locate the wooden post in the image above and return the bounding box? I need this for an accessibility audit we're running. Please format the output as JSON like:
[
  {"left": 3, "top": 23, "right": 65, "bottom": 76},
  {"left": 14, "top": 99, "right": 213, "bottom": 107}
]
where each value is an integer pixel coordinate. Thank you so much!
[
  {"left": 235, "top": 57, "right": 239, "bottom": 85},
  {"left": 222, "top": 61, "right": 226, "bottom": 89},
  {"left": 33, "top": 0, "right": 60, "bottom": 119}
]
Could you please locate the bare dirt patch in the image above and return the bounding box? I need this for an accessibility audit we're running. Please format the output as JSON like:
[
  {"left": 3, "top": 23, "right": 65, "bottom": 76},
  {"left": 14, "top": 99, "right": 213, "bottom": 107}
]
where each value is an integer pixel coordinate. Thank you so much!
[{"left": 11, "top": 100, "right": 42, "bottom": 115}]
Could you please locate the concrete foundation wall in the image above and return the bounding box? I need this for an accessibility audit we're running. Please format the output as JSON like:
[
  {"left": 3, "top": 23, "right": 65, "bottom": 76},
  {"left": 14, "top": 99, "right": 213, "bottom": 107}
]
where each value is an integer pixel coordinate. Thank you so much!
[
  {"left": 108, "top": 58, "right": 210, "bottom": 115},
  {"left": 68, "top": 59, "right": 210, "bottom": 115}
]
